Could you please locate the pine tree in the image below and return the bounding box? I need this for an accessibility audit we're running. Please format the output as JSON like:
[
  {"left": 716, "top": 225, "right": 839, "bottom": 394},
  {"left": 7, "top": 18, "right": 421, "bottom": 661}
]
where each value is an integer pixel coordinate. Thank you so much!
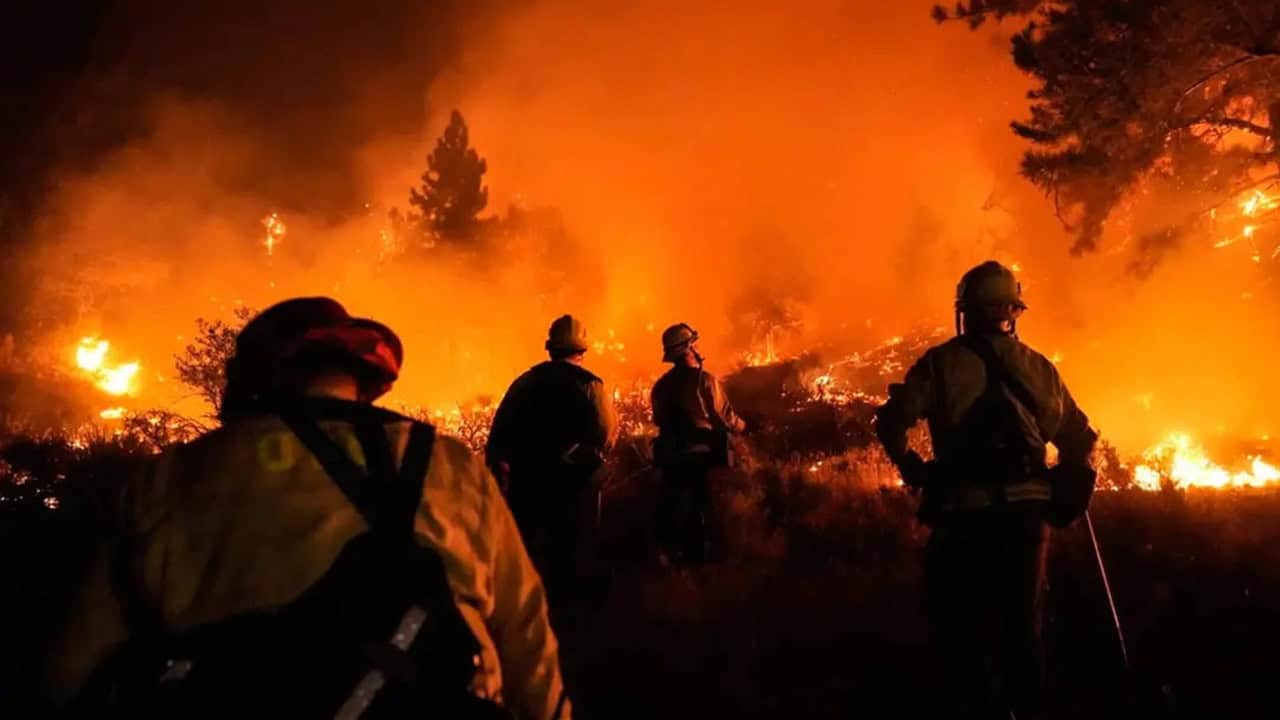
[
  {"left": 937, "top": 1, "right": 1279, "bottom": 269},
  {"left": 408, "top": 110, "right": 489, "bottom": 247}
]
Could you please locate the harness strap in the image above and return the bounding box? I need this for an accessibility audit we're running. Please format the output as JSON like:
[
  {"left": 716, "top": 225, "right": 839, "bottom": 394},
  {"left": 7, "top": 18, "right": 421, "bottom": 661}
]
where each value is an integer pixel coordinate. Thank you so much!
[
  {"left": 276, "top": 404, "right": 434, "bottom": 538},
  {"left": 394, "top": 422, "right": 436, "bottom": 534},
  {"left": 957, "top": 334, "right": 1040, "bottom": 417},
  {"left": 929, "top": 336, "right": 1049, "bottom": 514},
  {"left": 276, "top": 405, "right": 438, "bottom": 720}
]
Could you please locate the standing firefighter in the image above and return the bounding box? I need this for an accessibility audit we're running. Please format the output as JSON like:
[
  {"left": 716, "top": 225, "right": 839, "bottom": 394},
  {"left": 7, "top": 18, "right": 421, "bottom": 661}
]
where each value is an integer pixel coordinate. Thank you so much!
[
  {"left": 485, "top": 315, "right": 619, "bottom": 612},
  {"left": 47, "top": 298, "right": 569, "bottom": 720},
  {"left": 651, "top": 323, "right": 746, "bottom": 565},
  {"left": 875, "top": 262, "right": 1098, "bottom": 719}
]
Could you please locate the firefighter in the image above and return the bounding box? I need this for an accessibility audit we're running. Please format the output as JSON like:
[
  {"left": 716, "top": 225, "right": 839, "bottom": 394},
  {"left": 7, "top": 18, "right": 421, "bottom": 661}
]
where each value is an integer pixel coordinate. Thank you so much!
[
  {"left": 485, "top": 315, "right": 619, "bottom": 613},
  {"left": 875, "top": 262, "right": 1098, "bottom": 720},
  {"left": 46, "top": 297, "right": 569, "bottom": 720},
  {"left": 650, "top": 323, "right": 746, "bottom": 566}
]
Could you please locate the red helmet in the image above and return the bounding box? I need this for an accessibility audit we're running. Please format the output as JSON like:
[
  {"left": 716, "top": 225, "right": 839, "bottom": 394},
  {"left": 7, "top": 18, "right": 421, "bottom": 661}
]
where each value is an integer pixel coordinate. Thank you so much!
[{"left": 227, "top": 297, "right": 403, "bottom": 410}]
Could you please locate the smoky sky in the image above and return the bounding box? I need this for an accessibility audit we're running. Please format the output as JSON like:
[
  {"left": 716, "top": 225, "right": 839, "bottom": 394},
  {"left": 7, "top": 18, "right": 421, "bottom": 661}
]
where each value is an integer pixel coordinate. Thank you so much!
[
  {"left": 8, "top": 0, "right": 1280, "bottom": 455},
  {"left": 1, "top": 0, "right": 490, "bottom": 331}
]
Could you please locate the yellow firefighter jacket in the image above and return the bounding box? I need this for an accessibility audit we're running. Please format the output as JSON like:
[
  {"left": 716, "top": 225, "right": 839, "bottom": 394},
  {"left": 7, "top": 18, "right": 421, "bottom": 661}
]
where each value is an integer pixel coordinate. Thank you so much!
[{"left": 45, "top": 411, "right": 569, "bottom": 720}]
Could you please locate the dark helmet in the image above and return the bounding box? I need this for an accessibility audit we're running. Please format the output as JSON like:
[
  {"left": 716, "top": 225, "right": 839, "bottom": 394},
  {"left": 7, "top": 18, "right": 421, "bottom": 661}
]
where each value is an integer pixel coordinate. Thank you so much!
[
  {"left": 661, "top": 323, "right": 699, "bottom": 362},
  {"left": 221, "top": 297, "right": 403, "bottom": 418},
  {"left": 955, "top": 261, "right": 1027, "bottom": 312},
  {"left": 545, "top": 314, "right": 589, "bottom": 355}
]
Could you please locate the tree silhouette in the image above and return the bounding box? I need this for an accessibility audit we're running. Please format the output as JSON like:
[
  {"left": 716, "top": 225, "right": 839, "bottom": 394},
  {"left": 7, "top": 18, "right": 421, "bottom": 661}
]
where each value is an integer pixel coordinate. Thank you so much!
[
  {"left": 408, "top": 110, "right": 490, "bottom": 247},
  {"left": 937, "top": 1, "right": 1280, "bottom": 267},
  {"left": 174, "top": 306, "right": 252, "bottom": 419}
]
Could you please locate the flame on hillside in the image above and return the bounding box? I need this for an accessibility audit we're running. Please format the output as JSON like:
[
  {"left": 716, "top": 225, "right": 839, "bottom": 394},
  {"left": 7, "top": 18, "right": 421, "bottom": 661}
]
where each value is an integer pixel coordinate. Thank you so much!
[
  {"left": 45, "top": 325, "right": 1280, "bottom": 492},
  {"left": 1132, "top": 432, "right": 1279, "bottom": 490},
  {"left": 75, "top": 337, "right": 140, "bottom": 397}
]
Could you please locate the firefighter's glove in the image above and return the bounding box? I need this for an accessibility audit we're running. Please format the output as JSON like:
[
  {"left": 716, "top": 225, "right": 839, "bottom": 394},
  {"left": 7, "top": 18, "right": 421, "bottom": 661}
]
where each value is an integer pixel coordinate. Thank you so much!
[
  {"left": 897, "top": 451, "right": 931, "bottom": 490},
  {"left": 1046, "top": 462, "right": 1097, "bottom": 528}
]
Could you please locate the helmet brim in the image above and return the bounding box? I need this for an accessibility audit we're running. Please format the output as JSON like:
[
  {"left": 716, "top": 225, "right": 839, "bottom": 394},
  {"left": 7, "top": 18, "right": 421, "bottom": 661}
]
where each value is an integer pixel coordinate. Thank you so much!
[{"left": 297, "top": 318, "right": 404, "bottom": 399}]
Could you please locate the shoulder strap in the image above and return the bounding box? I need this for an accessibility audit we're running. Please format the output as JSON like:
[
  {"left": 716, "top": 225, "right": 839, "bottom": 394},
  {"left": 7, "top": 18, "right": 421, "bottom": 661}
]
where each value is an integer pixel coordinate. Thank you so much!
[
  {"left": 105, "top": 412, "right": 436, "bottom": 660},
  {"left": 958, "top": 334, "right": 1040, "bottom": 417},
  {"left": 277, "top": 406, "right": 435, "bottom": 539},
  {"left": 392, "top": 422, "right": 435, "bottom": 534}
]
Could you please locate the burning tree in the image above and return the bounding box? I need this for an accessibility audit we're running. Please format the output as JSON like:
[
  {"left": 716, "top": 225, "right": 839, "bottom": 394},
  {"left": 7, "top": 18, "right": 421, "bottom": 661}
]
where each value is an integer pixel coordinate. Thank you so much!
[
  {"left": 937, "top": 1, "right": 1280, "bottom": 268},
  {"left": 407, "top": 110, "right": 490, "bottom": 249},
  {"left": 730, "top": 287, "right": 805, "bottom": 366}
]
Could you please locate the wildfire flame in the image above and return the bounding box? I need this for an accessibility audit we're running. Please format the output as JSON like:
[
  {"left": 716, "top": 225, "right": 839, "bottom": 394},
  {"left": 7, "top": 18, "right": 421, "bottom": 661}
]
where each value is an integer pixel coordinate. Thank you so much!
[
  {"left": 1132, "top": 432, "right": 1280, "bottom": 489},
  {"left": 262, "top": 212, "right": 287, "bottom": 256},
  {"left": 56, "top": 324, "right": 1280, "bottom": 495},
  {"left": 1240, "top": 190, "right": 1277, "bottom": 218},
  {"left": 743, "top": 331, "right": 780, "bottom": 367},
  {"left": 75, "top": 337, "right": 141, "bottom": 397},
  {"left": 1213, "top": 189, "right": 1277, "bottom": 252},
  {"left": 379, "top": 224, "right": 402, "bottom": 262}
]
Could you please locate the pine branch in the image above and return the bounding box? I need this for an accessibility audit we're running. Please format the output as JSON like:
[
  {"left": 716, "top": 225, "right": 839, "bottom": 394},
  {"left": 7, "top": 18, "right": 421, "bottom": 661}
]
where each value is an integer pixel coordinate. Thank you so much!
[
  {"left": 1174, "top": 51, "right": 1280, "bottom": 115},
  {"left": 1167, "top": 115, "right": 1274, "bottom": 140},
  {"left": 1216, "top": 117, "right": 1274, "bottom": 137}
]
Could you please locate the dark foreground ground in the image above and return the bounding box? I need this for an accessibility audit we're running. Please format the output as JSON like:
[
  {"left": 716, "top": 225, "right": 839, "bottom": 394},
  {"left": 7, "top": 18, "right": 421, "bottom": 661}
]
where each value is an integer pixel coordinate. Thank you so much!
[
  {"left": 2, "top": 435, "right": 1278, "bottom": 719},
  {"left": 564, "top": 473, "right": 1280, "bottom": 720}
]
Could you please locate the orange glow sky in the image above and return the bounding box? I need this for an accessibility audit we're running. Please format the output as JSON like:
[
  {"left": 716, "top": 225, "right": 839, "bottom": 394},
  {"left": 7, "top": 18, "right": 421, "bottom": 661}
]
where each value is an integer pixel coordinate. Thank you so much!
[{"left": 18, "top": 0, "right": 1280, "bottom": 457}]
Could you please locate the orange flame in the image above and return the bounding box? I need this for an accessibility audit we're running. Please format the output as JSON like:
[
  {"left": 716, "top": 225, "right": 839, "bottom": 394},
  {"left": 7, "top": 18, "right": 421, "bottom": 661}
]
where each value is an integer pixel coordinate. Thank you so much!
[
  {"left": 262, "top": 212, "right": 287, "bottom": 256},
  {"left": 75, "top": 337, "right": 141, "bottom": 397},
  {"left": 1240, "top": 190, "right": 1277, "bottom": 217},
  {"left": 1132, "top": 432, "right": 1280, "bottom": 489},
  {"left": 743, "top": 331, "right": 780, "bottom": 367}
]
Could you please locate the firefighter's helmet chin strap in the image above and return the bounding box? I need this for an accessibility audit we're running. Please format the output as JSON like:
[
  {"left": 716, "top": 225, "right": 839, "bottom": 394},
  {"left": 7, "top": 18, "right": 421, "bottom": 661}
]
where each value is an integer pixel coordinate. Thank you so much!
[{"left": 692, "top": 347, "right": 705, "bottom": 368}]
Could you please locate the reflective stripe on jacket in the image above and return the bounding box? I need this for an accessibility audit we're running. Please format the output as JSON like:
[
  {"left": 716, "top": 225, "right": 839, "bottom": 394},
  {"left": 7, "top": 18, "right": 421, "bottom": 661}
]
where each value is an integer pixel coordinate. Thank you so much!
[{"left": 935, "top": 480, "right": 1053, "bottom": 514}]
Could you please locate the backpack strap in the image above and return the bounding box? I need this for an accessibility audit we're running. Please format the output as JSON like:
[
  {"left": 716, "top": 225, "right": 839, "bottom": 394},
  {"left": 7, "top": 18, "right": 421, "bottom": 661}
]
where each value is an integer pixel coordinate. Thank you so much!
[
  {"left": 87, "top": 406, "right": 447, "bottom": 719},
  {"left": 391, "top": 421, "right": 436, "bottom": 535},
  {"left": 955, "top": 333, "right": 1049, "bottom": 477},
  {"left": 277, "top": 404, "right": 435, "bottom": 537},
  {"left": 957, "top": 334, "right": 1041, "bottom": 417}
]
